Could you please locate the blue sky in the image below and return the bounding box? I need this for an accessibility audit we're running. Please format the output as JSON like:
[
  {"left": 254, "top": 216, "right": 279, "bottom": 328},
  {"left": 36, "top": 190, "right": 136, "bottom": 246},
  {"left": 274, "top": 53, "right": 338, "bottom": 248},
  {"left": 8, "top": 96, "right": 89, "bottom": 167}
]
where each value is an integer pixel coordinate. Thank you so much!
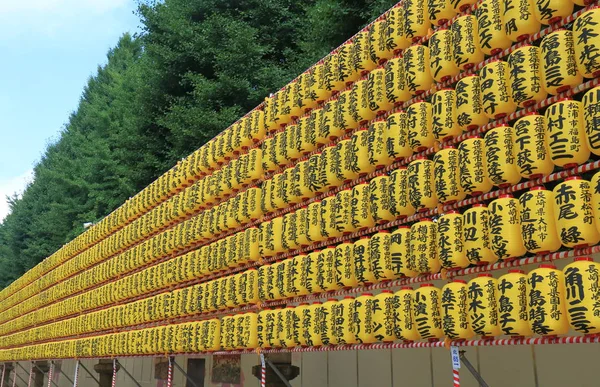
[{"left": 0, "top": 0, "right": 141, "bottom": 220}]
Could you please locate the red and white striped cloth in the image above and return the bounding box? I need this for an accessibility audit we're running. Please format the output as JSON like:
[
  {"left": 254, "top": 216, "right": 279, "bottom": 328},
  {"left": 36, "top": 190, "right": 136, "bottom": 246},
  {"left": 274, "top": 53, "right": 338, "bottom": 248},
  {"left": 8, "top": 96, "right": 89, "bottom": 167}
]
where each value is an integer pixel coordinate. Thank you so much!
[
  {"left": 71, "top": 362, "right": 78, "bottom": 387},
  {"left": 111, "top": 359, "right": 117, "bottom": 387},
  {"left": 260, "top": 354, "right": 266, "bottom": 387},
  {"left": 27, "top": 364, "right": 33, "bottom": 387},
  {"left": 166, "top": 358, "right": 173, "bottom": 387},
  {"left": 453, "top": 369, "right": 460, "bottom": 387},
  {"left": 46, "top": 363, "right": 53, "bottom": 387}
]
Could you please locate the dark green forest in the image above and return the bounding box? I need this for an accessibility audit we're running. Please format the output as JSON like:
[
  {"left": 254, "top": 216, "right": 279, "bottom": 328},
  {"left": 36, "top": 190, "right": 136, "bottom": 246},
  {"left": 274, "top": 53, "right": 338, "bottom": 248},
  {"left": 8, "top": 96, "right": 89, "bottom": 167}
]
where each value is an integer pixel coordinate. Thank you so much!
[{"left": 0, "top": 0, "right": 397, "bottom": 287}]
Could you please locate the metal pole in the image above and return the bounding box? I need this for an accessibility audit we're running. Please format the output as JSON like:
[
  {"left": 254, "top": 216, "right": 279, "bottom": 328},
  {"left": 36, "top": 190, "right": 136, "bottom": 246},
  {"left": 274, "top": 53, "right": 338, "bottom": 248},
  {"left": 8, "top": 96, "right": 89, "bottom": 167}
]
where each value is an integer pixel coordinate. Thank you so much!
[
  {"left": 72, "top": 361, "right": 79, "bottom": 387},
  {"left": 459, "top": 351, "right": 489, "bottom": 387},
  {"left": 259, "top": 354, "right": 266, "bottom": 387},
  {"left": 453, "top": 369, "right": 460, "bottom": 387},
  {"left": 2, "top": 364, "right": 7, "bottom": 387},
  {"left": 28, "top": 364, "right": 57, "bottom": 387},
  {"left": 111, "top": 360, "right": 117, "bottom": 387},
  {"left": 51, "top": 362, "right": 74, "bottom": 386},
  {"left": 77, "top": 363, "right": 100, "bottom": 387},
  {"left": 11, "top": 367, "right": 17, "bottom": 387},
  {"left": 46, "top": 362, "right": 54, "bottom": 387},
  {"left": 171, "top": 358, "right": 200, "bottom": 387},
  {"left": 26, "top": 365, "right": 32, "bottom": 387},
  {"left": 166, "top": 358, "right": 173, "bottom": 387},
  {"left": 114, "top": 361, "right": 142, "bottom": 387},
  {"left": 265, "top": 359, "right": 292, "bottom": 387}
]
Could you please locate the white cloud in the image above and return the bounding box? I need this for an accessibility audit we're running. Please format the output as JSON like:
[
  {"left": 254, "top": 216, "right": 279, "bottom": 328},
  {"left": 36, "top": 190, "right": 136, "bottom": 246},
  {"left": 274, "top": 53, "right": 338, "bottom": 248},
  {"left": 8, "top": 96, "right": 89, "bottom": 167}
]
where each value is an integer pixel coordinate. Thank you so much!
[{"left": 0, "top": 170, "right": 34, "bottom": 222}]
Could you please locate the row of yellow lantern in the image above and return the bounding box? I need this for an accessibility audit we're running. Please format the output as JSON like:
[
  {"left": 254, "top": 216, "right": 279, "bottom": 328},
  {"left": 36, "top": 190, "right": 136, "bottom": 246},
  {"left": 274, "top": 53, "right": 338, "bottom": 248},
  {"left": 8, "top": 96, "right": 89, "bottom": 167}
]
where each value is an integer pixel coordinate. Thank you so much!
[
  {"left": 248, "top": 258, "right": 600, "bottom": 348},
  {"left": 0, "top": 252, "right": 261, "bottom": 340},
  {"left": 0, "top": 320, "right": 222, "bottom": 361},
  {"left": 12, "top": 172, "right": 599, "bottom": 343},
  {"left": 18, "top": 18, "right": 594, "bottom": 310},
  {"left": 3, "top": 257, "right": 600, "bottom": 356},
  {"left": 0, "top": 139, "right": 203, "bottom": 304},
  {"left": 5, "top": 138, "right": 600, "bottom": 331},
  {"left": 0, "top": 97, "right": 267, "bottom": 306},
  {"left": 5, "top": 121, "right": 600, "bottom": 333},
  {"left": 6, "top": 232, "right": 276, "bottom": 332},
  {"left": 0, "top": 268, "right": 259, "bottom": 349},
  {"left": 2, "top": 0, "right": 595, "bottom": 317},
  {"left": 258, "top": 96, "right": 600, "bottom": 220},
  {"left": 262, "top": 0, "right": 595, "bottom": 134},
  {"left": 0, "top": 102, "right": 393, "bottom": 318},
  {"left": 0, "top": 179, "right": 266, "bottom": 318},
  {"left": 0, "top": 0, "right": 552, "bottom": 318},
  {"left": 3, "top": 0, "right": 600, "bottom": 360}
]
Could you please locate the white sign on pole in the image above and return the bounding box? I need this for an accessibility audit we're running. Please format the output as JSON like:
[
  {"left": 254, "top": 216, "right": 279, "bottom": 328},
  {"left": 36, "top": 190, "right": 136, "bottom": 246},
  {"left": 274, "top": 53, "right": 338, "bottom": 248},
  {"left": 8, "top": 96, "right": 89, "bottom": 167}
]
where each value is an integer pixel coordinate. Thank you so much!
[{"left": 451, "top": 346, "right": 461, "bottom": 370}]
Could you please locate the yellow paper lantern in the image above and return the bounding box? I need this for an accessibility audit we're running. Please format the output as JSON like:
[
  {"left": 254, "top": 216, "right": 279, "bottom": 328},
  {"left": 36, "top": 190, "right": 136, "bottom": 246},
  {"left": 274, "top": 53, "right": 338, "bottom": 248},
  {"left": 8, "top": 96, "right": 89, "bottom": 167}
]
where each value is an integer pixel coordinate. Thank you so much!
[
  {"left": 518, "top": 186, "right": 561, "bottom": 254},
  {"left": 429, "top": 29, "right": 459, "bottom": 82},
  {"left": 458, "top": 137, "right": 494, "bottom": 196},
  {"left": 385, "top": 6, "right": 412, "bottom": 52},
  {"left": 407, "top": 157, "right": 438, "bottom": 212},
  {"left": 527, "top": 264, "right": 570, "bottom": 335},
  {"left": 513, "top": 114, "right": 554, "bottom": 179},
  {"left": 370, "top": 174, "right": 395, "bottom": 224},
  {"left": 408, "top": 218, "right": 441, "bottom": 274},
  {"left": 574, "top": 9, "right": 600, "bottom": 78},
  {"left": 403, "top": 45, "right": 433, "bottom": 96},
  {"left": 428, "top": 0, "right": 456, "bottom": 26},
  {"left": 433, "top": 146, "right": 466, "bottom": 204},
  {"left": 389, "top": 167, "right": 416, "bottom": 218},
  {"left": 374, "top": 290, "right": 399, "bottom": 342},
  {"left": 354, "top": 236, "right": 376, "bottom": 285},
  {"left": 467, "top": 274, "right": 501, "bottom": 337},
  {"left": 488, "top": 195, "right": 527, "bottom": 260},
  {"left": 367, "top": 67, "right": 394, "bottom": 114},
  {"left": 355, "top": 293, "right": 378, "bottom": 344},
  {"left": 386, "top": 111, "right": 413, "bottom": 161},
  {"left": 546, "top": 99, "right": 590, "bottom": 168},
  {"left": 437, "top": 211, "right": 470, "bottom": 269},
  {"left": 463, "top": 204, "right": 498, "bottom": 265},
  {"left": 432, "top": 89, "right": 461, "bottom": 141},
  {"left": 507, "top": 45, "right": 547, "bottom": 107},
  {"left": 407, "top": 101, "right": 434, "bottom": 152},
  {"left": 456, "top": 75, "right": 489, "bottom": 130},
  {"left": 335, "top": 242, "right": 358, "bottom": 288},
  {"left": 540, "top": 30, "right": 582, "bottom": 95},
  {"left": 475, "top": 0, "right": 512, "bottom": 56},
  {"left": 553, "top": 176, "right": 600, "bottom": 248},
  {"left": 369, "top": 230, "right": 396, "bottom": 282},
  {"left": 403, "top": 0, "right": 431, "bottom": 42},
  {"left": 384, "top": 57, "right": 412, "bottom": 105},
  {"left": 395, "top": 287, "right": 421, "bottom": 341},
  {"left": 480, "top": 60, "right": 517, "bottom": 120},
  {"left": 441, "top": 280, "right": 475, "bottom": 339},
  {"left": 413, "top": 284, "right": 444, "bottom": 340},
  {"left": 320, "top": 300, "right": 336, "bottom": 345},
  {"left": 350, "top": 183, "right": 376, "bottom": 230},
  {"left": 391, "top": 226, "right": 418, "bottom": 277},
  {"left": 563, "top": 257, "right": 600, "bottom": 334},
  {"left": 497, "top": 270, "right": 533, "bottom": 336},
  {"left": 484, "top": 125, "right": 521, "bottom": 187},
  {"left": 330, "top": 296, "right": 358, "bottom": 345},
  {"left": 503, "top": 0, "right": 541, "bottom": 42},
  {"left": 452, "top": 15, "right": 485, "bottom": 70}
]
